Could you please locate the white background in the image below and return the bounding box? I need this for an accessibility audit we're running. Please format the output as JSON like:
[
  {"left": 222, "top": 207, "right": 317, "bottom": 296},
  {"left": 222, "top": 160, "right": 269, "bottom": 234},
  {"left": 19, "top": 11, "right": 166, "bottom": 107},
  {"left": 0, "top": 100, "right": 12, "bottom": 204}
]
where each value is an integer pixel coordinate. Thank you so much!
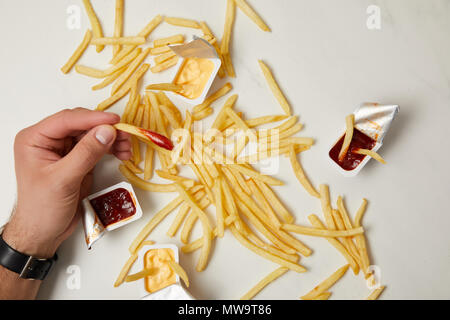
[{"left": 0, "top": 0, "right": 449, "bottom": 300}]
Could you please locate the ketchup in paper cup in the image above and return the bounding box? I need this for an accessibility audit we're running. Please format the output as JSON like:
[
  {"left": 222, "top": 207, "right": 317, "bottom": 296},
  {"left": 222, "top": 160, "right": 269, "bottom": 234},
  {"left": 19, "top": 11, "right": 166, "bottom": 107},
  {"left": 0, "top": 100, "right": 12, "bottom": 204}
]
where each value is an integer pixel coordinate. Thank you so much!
[{"left": 329, "top": 103, "right": 399, "bottom": 177}]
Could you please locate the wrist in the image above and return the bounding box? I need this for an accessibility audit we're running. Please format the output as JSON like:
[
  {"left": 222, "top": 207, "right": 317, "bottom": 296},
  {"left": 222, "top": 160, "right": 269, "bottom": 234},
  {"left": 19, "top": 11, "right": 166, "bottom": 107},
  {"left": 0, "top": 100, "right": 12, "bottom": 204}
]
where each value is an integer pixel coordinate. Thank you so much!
[{"left": 2, "top": 218, "right": 59, "bottom": 259}]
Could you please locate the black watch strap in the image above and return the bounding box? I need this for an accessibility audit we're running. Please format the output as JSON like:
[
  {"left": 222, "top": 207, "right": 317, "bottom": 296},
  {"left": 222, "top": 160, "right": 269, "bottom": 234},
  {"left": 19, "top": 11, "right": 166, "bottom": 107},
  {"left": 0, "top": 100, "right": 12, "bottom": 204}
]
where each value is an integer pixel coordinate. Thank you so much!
[{"left": 0, "top": 234, "right": 57, "bottom": 280}]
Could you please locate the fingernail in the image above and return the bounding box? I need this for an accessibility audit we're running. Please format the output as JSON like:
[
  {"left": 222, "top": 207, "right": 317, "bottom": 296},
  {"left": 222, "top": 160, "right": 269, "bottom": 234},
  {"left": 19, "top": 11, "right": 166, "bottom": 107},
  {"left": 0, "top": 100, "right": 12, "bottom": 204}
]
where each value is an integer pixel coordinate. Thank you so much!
[{"left": 96, "top": 126, "right": 115, "bottom": 145}]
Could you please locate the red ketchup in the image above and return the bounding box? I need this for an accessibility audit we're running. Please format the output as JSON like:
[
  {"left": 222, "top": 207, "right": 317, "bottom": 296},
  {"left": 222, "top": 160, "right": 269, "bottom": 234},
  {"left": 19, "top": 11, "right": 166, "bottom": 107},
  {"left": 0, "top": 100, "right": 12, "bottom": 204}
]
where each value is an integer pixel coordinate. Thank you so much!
[
  {"left": 139, "top": 128, "right": 174, "bottom": 151},
  {"left": 329, "top": 129, "right": 377, "bottom": 171},
  {"left": 90, "top": 188, "right": 136, "bottom": 227}
]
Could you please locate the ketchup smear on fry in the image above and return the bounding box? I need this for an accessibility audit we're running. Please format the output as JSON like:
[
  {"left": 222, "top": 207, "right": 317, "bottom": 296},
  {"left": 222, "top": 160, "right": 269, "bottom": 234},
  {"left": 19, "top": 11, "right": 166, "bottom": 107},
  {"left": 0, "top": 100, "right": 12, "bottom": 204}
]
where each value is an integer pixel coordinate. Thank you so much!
[
  {"left": 329, "top": 129, "right": 376, "bottom": 171},
  {"left": 90, "top": 188, "right": 136, "bottom": 227},
  {"left": 139, "top": 128, "right": 174, "bottom": 151}
]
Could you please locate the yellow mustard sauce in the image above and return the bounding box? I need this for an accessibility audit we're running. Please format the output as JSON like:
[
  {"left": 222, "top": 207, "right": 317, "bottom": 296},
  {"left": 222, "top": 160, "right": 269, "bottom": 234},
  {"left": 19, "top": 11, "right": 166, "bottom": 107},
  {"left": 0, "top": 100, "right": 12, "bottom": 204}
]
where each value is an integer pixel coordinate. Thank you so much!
[
  {"left": 144, "top": 248, "right": 176, "bottom": 293},
  {"left": 174, "top": 57, "right": 214, "bottom": 99}
]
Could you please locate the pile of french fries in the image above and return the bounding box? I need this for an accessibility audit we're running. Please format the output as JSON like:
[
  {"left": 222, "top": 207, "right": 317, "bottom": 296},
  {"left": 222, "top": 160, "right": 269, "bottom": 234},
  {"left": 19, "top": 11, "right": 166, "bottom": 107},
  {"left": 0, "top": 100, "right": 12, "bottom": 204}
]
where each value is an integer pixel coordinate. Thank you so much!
[{"left": 60, "top": 0, "right": 385, "bottom": 300}]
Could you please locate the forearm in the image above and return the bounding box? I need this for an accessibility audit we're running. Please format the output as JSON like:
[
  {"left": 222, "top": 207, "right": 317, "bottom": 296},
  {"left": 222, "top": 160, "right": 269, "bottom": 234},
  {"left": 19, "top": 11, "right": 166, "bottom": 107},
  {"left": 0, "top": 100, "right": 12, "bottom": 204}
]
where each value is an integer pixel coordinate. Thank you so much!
[
  {"left": 0, "top": 264, "right": 41, "bottom": 300},
  {"left": 0, "top": 219, "right": 57, "bottom": 300}
]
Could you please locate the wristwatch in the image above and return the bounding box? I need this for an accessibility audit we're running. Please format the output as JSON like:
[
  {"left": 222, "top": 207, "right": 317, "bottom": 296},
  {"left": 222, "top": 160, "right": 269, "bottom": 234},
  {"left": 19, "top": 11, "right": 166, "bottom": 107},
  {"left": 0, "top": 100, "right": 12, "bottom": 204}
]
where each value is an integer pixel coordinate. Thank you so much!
[{"left": 0, "top": 233, "right": 57, "bottom": 280}]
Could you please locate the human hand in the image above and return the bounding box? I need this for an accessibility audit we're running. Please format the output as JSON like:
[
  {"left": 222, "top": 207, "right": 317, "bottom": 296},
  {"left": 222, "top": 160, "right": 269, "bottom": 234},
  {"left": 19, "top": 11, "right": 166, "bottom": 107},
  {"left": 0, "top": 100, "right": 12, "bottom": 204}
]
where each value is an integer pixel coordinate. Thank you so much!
[{"left": 2, "top": 108, "right": 131, "bottom": 258}]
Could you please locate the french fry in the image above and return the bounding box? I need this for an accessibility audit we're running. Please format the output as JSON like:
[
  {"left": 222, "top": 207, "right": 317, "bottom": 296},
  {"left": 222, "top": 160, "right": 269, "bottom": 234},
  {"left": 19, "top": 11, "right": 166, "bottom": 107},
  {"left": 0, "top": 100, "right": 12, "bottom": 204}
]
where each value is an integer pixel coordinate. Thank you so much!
[
  {"left": 254, "top": 181, "right": 294, "bottom": 224},
  {"left": 301, "top": 264, "right": 350, "bottom": 300},
  {"left": 156, "top": 91, "right": 183, "bottom": 125},
  {"left": 240, "top": 267, "right": 288, "bottom": 300},
  {"left": 145, "top": 83, "right": 182, "bottom": 92},
  {"left": 308, "top": 214, "right": 359, "bottom": 272},
  {"left": 123, "top": 160, "right": 143, "bottom": 174},
  {"left": 258, "top": 60, "right": 291, "bottom": 116},
  {"left": 214, "top": 180, "right": 225, "bottom": 238},
  {"left": 125, "top": 268, "right": 154, "bottom": 282},
  {"left": 153, "top": 34, "right": 184, "bottom": 47},
  {"left": 193, "top": 83, "right": 233, "bottom": 114},
  {"left": 288, "top": 145, "right": 319, "bottom": 198},
  {"left": 150, "top": 45, "right": 171, "bottom": 55},
  {"left": 230, "top": 225, "right": 306, "bottom": 273},
  {"left": 110, "top": 14, "right": 163, "bottom": 64},
  {"left": 167, "top": 260, "right": 190, "bottom": 287},
  {"left": 112, "top": 48, "right": 151, "bottom": 95},
  {"left": 113, "top": 0, "right": 124, "bottom": 56},
  {"left": 97, "top": 63, "right": 149, "bottom": 111},
  {"left": 354, "top": 198, "right": 368, "bottom": 227},
  {"left": 234, "top": 0, "right": 271, "bottom": 32},
  {"left": 313, "top": 292, "right": 332, "bottom": 300},
  {"left": 165, "top": 17, "right": 200, "bottom": 29},
  {"left": 319, "top": 184, "right": 336, "bottom": 230},
  {"left": 61, "top": 29, "right": 92, "bottom": 74},
  {"left": 338, "top": 114, "right": 355, "bottom": 161},
  {"left": 281, "top": 224, "right": 364, "bottom": 238},
  {"left": 75, "top": 65, "right": 106, "bottom": 78},
  {"left": 353, "top": 148, "right": 386, "bottom": 164},
  {"left": 229, "top": 164, "right": 283, "bottom": 186},
  {"left": 129, "top": 196, "right": 183, "bottom": 254},
  {"left": 92, "top": 65, "right": 128, "bottom": 91},
  {"left": 221, "top": 0, "right": 236, "bottom": 54},
  {"left": 151, "top": 56, "right": 179, "bottom": 73},
  {"left": 367, "top": 286, "right": 385, "bottom": 300},
  {"left": 119, "top": 165, "right": 176, "bottom": 192},
  {"left": 154, "top": 51, "right": 177, "bottom": 64},
  {"left": 181, "top": 212, "right": 198, "bottom": 244},
  {"left": 174, "top": 184, "right": 213, "bottom": 272},
  {"left": 91, "top": 37, "right": 146, "bottom": 46},
  {"left": 223, "top": 52, "right": 236, "bottom": 77},
  {"left": 113, "top": 253, "right": 137, "bottom": 287},
  {"left": 82, "top": 0, "right": 104, "bottom": 52}
]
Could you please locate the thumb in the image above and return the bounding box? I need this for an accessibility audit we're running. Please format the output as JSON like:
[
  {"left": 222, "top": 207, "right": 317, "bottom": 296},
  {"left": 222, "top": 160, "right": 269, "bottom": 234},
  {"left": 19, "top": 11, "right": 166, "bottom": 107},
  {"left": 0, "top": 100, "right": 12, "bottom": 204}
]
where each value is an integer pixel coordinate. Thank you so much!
[{"left": 59, "top": 125, "right": 117, "bottom": 181}]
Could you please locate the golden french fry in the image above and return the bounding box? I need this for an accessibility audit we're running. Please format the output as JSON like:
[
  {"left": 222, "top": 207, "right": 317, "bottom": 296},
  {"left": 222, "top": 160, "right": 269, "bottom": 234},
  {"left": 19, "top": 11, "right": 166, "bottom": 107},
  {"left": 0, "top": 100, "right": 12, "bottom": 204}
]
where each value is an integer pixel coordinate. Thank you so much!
[
  {"left": 165, "top": 17, "right": 200, "bottom": 29},
  {"left": 129, "top": 196, "right": 183, "bottom": 254},
  {"left": 145, "top": 83, "right": 182, "bottom": 92},
  {"left": 125, "top": 268, "right": 154, "bottom": 282},
  {"left": 354, "top": 148, "right": 386, "bottom": 164},
  {"left": 97, "top": 63, "right": 149, "bottom": 111},
  {"left": 281, "top": 224, "right": 364, "bottom": 238},
  {"left": 313, "top": 292, "right": 332, "bottom": 300},
  {"left": 319, "top": 184, "right": 336, "bottom": 230},
  {"left": 230, "top": 225, "right": 306, "bottom": 273},
  {"left": 119, "top": 165, "right": 176, "bottom": 192},
  {"left": 234, "top": 0, "right": 271, "bottom": 32},
  {"left": 166, "top": 260, "right": 190, "bottom": 287},
  {"left": 114, "top": 253, "right": 137, "bottom": 287},
  {"left": 221, "top": 0, "right": 236, "bottom": 54},
  {"left": 110, "top": 15, "right": 163, "bottom": 64},
  {"left": 338, "top": 114, "right": 355, "bottom": 161},
  {"left": 75, "top": 65, "right": 106, "bottom": 78},
  {"left": 308, "top": 214, "right": 359, "bottom": 272},
  {"left": 150, "top": 45, "right": 171, "bottom": 55},
  {"left": 258, "top": 60, "right": 291, "bottom": 116},
  {"left": 288, "top": 145, "right": 319, "bottom": 198},
  {"left": 151, "top": 56, "right": 179, "bottom": 73},
  {"left": 193, "top": 83, "right": 233, "bottom": 114},
  {"left": 154, "top": 51, "right": 176, "bottom": 64},
  {"left": 61, "top": 30, "right": 92, "bottom": 74},
  {"left": 112, "top": 48, "right": 151, "bottom": 94},
  {"left": 301, "top": 264, "right": 350, "bottom": 300},
  {"left": 223, "top": 52, "right": 236, "bottom": 77},
  {"left": 153, "top": 34, "right": 184, "bottom": 47},
  {"left": 91, "top": 37, "right": 146, "bottom": 46},
  {"left": 113, "top": 0, "right": 124, "bottom": 56},
  {"left": 92, "top": 65, "right": 128, "bottom": 91},
  {"left": 82, "top": 0, "right": 104, "bottom": 52},
  {"left": 123, "top": 160, "right": 143, "bottom": 174},
  {"left": 240, "top": 267, "right": 288, "bottom": 300},
  {"left": 367, "top": 286, "right": 385, "bottom": 300}
]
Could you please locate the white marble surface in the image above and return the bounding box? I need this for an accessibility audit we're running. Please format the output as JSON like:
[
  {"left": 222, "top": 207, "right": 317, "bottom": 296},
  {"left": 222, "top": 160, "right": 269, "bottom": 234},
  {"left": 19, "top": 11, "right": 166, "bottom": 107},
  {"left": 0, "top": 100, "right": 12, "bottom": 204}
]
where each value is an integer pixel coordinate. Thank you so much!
[{"left": 0, "top": 0, "right": 449, "bottom": 300}]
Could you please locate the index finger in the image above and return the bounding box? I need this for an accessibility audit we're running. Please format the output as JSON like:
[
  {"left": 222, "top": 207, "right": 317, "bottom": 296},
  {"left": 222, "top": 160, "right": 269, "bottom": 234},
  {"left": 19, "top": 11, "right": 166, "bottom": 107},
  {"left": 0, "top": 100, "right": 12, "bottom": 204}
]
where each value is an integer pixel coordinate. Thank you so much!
[{"left": 33, "top": 108, "right": 120, "bottom": 139}]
